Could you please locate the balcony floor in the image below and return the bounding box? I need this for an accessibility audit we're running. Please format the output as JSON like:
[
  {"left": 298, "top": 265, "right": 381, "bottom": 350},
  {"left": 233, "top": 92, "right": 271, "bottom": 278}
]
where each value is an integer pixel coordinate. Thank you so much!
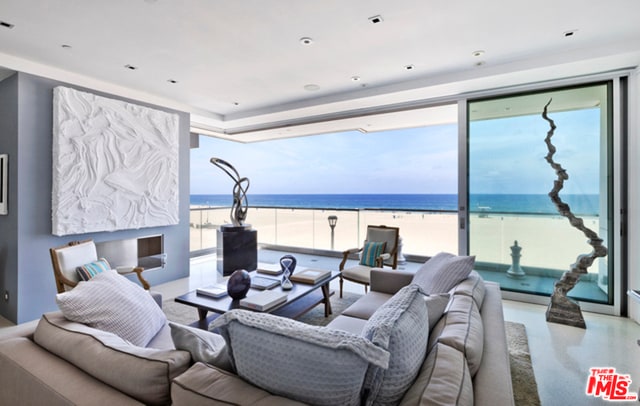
[{"left": 478, "top": 269, "right": 609, "bottom": 302}]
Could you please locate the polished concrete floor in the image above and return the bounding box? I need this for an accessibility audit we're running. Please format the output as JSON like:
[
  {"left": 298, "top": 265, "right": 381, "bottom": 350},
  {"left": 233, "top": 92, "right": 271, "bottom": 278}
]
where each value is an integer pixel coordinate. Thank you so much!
[{"left": 3, "top": 250, "right": 640, "bottom": 405}]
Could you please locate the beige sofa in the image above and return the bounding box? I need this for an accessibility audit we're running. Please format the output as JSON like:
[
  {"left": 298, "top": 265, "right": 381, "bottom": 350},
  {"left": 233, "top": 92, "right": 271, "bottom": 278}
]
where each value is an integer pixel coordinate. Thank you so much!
[
  {"left": 0, "top": 269, "right": 514, "bottom": 405},
  {"left": 174, "top": 269, "right": 515, "bottom": 406}
]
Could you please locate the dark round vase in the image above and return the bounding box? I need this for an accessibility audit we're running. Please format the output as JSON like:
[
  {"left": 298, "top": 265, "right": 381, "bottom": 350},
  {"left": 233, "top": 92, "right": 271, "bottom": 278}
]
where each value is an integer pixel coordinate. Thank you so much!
[{"left": 227, "top": 269, "right": 251, "bottom": 299}]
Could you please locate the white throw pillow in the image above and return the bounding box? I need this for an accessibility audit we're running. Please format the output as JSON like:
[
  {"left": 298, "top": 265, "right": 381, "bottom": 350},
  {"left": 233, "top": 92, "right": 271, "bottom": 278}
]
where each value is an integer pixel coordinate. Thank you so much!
[
  {"left": 412, "top": 252, "right": 475, "bottom": 294},
  {"left": 56, "top": 270, "right": 166, "bottom": 347},
  {"left": 169, "top": 322, "right": 232, "bottom": 371}
]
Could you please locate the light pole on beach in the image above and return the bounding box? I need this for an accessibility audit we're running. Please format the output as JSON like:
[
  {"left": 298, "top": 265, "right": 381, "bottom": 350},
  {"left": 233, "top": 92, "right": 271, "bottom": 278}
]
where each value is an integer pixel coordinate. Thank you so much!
[{"left": 327, "top": 215, "right": 338, "bottom": 250}]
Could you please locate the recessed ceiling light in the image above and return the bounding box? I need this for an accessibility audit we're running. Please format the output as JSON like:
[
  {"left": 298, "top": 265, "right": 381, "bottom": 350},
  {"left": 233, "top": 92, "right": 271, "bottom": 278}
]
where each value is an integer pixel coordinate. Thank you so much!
[
  {"left": 299, "top": 37, "right": 314, "bottom": 45},
  {"left": 0, "top": 21, "right": 15, "bottom": 29},
  {"left": 351, "top": 76, "right": 361, "bottom": 82},
  {"left": 474, "top": 61, "right": 486, "bottom": 67},
  {"left": 405, "top": 64, "right": 415, "bottom": 70},
  {"left": 304, "top": 84, "right": 320, "bottom": 91},
  {"left": 167, "top": 79, "right": 178, "bottom": 84},
  {"left": 368, "top": 15, "right": 383, "bottom": 24},
  {"left": 61, "top": 44, "right": 72, "bottom": 49},
  {"left": 563, "top": 29, "right": 577, "bottom": 37},
  {"left": 472, "top": 50, "right": 485, "bottom": 57},
  {"left": 124, "top": 64, "right": 138, "bottom": 70},
  {"left": 233, "top": 102, "right": 239, "bottom": 106}
]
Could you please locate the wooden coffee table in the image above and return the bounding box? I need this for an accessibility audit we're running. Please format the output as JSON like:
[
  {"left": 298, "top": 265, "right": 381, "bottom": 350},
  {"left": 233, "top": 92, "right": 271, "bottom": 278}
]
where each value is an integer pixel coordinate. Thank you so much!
[{"left": 174, "top": 270, "right": 339, "bottom": 329}]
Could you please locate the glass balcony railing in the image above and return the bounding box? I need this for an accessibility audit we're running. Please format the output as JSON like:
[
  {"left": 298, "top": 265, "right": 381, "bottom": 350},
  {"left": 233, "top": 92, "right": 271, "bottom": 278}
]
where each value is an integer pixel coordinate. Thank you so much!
[
  {"left": 189, "top": 205, "right": 607, "bottom": 303},
  {"left": 189, "top": 206, "right": 459, "bottom": 257}
]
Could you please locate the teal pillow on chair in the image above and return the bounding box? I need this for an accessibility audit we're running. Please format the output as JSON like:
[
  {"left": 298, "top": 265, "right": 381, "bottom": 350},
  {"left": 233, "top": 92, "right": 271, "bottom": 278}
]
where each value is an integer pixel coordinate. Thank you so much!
[
  {"left": 360, "top": 241, "right": 386, "bottom": 267},
  {"left": 76, "top": 258, "right": 111, "bottom": 281}
]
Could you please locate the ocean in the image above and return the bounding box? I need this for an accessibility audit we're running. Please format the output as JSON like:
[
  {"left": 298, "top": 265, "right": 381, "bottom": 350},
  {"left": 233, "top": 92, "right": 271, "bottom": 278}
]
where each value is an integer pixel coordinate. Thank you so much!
[{"left": 190, "top": 194, "right": 601, "bottom": 216}]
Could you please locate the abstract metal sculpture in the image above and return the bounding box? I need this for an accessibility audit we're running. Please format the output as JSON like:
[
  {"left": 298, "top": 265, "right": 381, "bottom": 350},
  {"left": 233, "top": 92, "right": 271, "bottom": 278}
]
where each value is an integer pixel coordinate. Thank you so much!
[
  {"left": 542, "top": 99, "right": 608, "bottom": 328},
  {"left": 210, "top": 157, "right": 250, "bottom": 226}
]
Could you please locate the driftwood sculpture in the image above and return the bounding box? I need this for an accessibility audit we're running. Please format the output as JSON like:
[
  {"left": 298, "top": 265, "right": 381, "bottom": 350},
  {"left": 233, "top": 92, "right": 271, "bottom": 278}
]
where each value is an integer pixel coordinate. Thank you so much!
[
  {"left": 210, "top": 157, "right": 250, "bottom": 227},
  {"left": 542, "top": 99, "right": 607, "bottom": 328}
]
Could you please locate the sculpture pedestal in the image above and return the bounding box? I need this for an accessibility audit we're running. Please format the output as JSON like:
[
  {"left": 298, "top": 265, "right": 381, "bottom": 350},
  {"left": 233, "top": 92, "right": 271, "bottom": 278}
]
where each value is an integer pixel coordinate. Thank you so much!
[
  {"left": 216, "top": 225, "right": 257, "bottom": 276},
  {"left": 546, "top": 294, "right": 586, "bottom": 329}
]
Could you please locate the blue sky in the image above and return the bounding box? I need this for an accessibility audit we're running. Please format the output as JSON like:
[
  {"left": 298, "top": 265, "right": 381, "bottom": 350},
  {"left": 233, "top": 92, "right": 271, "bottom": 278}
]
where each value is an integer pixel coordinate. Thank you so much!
[
  {"left": 191, "top": 125, "right": 458, "bottom": 195},
  {"left": 191, "top": 107, "right": 602, "bottom": 196},
  {"left": 469, "top": 108, "right": 601, "bottom": 195}
]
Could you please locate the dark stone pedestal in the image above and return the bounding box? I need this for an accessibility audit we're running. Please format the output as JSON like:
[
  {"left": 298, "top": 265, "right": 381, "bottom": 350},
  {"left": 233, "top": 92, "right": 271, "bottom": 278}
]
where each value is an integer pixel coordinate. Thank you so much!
[{"left": 217, "top": 224, "right": 257, "bottom": 276}]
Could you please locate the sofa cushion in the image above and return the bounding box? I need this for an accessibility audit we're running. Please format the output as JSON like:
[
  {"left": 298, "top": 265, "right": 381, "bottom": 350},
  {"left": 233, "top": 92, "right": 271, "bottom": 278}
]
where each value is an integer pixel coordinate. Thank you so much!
[
  {"left": 169, "top": 322, "right": 232, "bottom": 371},
  {"left": 361, "top": 284, "right": 430, "bottom": 406},
  {"left": 326, "top": 315, "right": 369, "bottom": 335},
  {"left": 56, "top": 270, "right": 166, "bottom": 346},
  {"left": 341, "top": 291, "right": 394, "bottom": 320},
  {"left": 0, "top": 337, "right": 145, "bottom": 406},
  {"left": 448, "top": 270, "right": 486, "bottom": 307},
  {"left": 76, "top": 258, "right": 111, "bottom": 281},
  {"left": 210, "top": 309, "right": 389, "bottom": 406},
  {"left": 342, "top": 264, "right": 380, "bottom": 284},
  {"left": 399, "top": 342, "right": 473, "bottom": 406},
  {"left": 421, "top": 293, "right": 451, "bottom": 330},
  {"left": 172, "top": 362, "right": 307, "bottom": 406},
  {"left": 360, "top": 241, "right": 386, "bottom": 266},
  {"left": 428, "top": 294, "right": 484, "bottom": 377},
  {"left": 33, "top": 312, "right": 190, "bottom": 406},
  {"left": 412, "top": 252, "right": 475, "bottom": 294}
]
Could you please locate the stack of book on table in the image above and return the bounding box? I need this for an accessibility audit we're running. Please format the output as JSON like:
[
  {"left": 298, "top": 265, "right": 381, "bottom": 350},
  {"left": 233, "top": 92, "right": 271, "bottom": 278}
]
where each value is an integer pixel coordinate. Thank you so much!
[
  {"left": 290, "top": 269, "right": 332, "bottom": 285},
  {"left": 196, "top": 283, "right": 228, "bottom": 298},
  {"left": 256, "top": 263, "right": 282, "bottom": 275},
  {"left": 240, "top": 290, "right": 288, "bottom": 311}
]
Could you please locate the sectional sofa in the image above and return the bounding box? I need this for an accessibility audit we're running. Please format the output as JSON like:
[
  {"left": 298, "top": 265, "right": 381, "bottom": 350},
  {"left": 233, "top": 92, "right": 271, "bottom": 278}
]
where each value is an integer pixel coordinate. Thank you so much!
[{"left": 0, "top": 255, "right": 514, "bottom": 405}]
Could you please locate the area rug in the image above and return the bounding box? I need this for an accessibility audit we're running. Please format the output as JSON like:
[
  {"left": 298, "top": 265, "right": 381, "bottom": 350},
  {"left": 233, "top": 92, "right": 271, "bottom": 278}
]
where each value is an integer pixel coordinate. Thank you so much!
[
  {"left": 163, "top": 297, "right": 540, "bottom": 405},
  {"left": 506, "top": 321, "right": 541, "bottom": 406}
]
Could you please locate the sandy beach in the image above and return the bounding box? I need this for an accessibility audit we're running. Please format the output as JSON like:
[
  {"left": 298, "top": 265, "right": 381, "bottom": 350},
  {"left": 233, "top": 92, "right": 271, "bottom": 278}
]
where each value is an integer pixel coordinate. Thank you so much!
[{"left": 190, "top": 207, "right": 603, "bottom": 275}]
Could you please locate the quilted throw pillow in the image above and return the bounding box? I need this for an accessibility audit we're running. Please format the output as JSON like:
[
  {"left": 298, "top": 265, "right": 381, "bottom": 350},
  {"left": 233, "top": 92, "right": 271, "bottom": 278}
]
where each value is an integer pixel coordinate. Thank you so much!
[
  {"left": 361, "top": 284, "right": 430, "bottom": 406},
  {"left": 169, "top": 322, "right": 232, "bottom": 371},
  {"left": 360, "top": 241, "right": 386, "bottom": 267},
  {"left": 56, "top": 270, "right": 166, "bottom": 347},
  {"left": 411, "top": 252, "right": 475, "bottom": 294},
  {"left": 210, "top": 309, "right": 390, "bottom": 406},
  {"left": 76, "top": 258, "right": 111, "bottom": 281}
]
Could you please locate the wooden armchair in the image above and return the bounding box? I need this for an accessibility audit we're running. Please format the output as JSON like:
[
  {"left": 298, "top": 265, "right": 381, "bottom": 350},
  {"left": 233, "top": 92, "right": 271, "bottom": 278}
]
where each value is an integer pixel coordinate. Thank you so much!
[
  {"left": 50, "top": 239, "right": 150, "bottom": 293},
  {"left": 339, "top": 225, "right": 400, "bottom": 297}
]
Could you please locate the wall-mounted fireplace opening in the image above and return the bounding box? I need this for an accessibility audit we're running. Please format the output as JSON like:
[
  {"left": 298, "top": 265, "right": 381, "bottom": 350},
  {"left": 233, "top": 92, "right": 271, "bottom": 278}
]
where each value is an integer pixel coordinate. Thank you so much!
[{"left": 96, "top": 234, "right": 165, "bottom": 273}]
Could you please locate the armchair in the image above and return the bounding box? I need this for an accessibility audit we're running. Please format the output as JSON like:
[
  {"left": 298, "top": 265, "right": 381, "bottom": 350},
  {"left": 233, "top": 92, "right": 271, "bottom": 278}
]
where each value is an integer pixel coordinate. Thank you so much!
[
  {"left": 50, "top": 239, "right": 150, "bottom": 293},
  {"left": 339, "top": 225, "right": 400, "bottom": 297}
]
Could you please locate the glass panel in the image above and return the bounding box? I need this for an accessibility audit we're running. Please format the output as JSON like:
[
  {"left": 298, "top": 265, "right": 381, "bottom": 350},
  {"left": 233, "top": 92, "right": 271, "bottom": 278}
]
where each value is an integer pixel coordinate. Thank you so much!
[{"left": 468, "top": 83, "right": 612, "bottom": 304}]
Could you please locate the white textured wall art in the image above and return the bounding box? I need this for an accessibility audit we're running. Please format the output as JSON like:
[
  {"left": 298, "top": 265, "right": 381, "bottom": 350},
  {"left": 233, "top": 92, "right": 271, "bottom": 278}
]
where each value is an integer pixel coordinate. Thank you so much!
[{"left": 52, "top": 86, "right": 179, "bottom": 236}]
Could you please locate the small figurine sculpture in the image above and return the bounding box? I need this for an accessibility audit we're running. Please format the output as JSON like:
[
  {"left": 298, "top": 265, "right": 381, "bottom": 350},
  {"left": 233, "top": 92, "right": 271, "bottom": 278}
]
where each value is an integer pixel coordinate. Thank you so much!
[
  {"left": 227, "top": 269, "right": 251, "bottom": 299},
  {"left": 279, "top": 255, "right": 297, "bottom": 290},
  {"left": 506, "top": 240, "right": 526, "bottom": 278},
  {"left": 210, "top": 157, "right": 250, "bottom": 227}
]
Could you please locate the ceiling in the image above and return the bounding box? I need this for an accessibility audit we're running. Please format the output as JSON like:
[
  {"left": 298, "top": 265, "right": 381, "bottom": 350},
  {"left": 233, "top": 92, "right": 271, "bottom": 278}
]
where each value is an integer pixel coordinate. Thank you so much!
[{"left": 0, "top": 0, "right": 639, "bottom": 142}]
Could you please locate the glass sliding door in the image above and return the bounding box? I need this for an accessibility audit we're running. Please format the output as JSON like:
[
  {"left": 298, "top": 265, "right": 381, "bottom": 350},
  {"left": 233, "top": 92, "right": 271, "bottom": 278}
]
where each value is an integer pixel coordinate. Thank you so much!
[{"left": 467, "top": 82, "right": 613, "bottom": 304}]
